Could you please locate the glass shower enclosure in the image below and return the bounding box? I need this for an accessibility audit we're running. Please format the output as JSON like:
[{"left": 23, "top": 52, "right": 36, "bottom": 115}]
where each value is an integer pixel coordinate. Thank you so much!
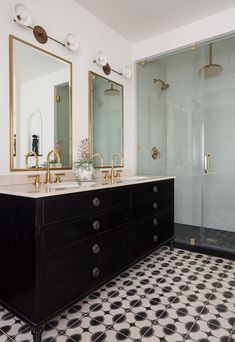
[{"left": 137, "top": 33, "right": 235, "bottom": 253}]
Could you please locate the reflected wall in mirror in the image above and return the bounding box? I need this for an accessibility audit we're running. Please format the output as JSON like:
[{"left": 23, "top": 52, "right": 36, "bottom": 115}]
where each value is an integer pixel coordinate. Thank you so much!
[
  {"left": 9, "top": 35, "right": 72, "bottom": 171},
  {"left": 89, "top": 71, "right": 124, "bottom": 168}
]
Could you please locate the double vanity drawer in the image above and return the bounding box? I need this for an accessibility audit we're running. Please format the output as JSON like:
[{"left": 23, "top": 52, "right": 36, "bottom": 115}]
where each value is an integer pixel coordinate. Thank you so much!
[
  {"left": 132, "top": 179, "right": 174, "bottom": 219},
  {"left": 44, "top": 207, "right": 130, "bottom": 253},
  {"left": 43, "top": 186, "right": 130, "bottom": 225},
  {"left": 132, "top": 208, "right": 174, "bottom": 261},
  {"left": 41, "top": 223, "right": 132, "bottom": 316},
  {"left": 132, "top": 195, "right": 173, "bottom": 218},
  {"left": 133, "top": 210, "right": 174, "bottom": 240},
  {"left": 43, "top": 210, "right": 173, "bottom": 286},
  {"left": 133, "top": 224, "right": 173, "bottom": 259},
  {"left": 131, "top": 179, "right": 174, "bottom": 202},
  {"left": 43, "top": 223, "right": 132, "bottom": 286}
]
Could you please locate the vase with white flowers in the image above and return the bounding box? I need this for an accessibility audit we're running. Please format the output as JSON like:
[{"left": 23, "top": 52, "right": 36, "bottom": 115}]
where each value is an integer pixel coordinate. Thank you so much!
[{"left": 73, "top": 138, "right": 96, "bottom": 182}]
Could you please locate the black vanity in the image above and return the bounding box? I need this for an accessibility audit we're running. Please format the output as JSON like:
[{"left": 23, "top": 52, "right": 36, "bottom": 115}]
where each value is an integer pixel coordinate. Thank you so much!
[{"left": 0, "top": 178, "right": 174, "bottom": 341}]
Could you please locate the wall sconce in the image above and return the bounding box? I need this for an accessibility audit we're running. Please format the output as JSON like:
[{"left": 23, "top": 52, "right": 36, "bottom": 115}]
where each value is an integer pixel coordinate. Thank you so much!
[
  {"left": 14, "top": 3, "right": 34, "bottom": 26},
  {"left": 93, "top": 51, "right": 132, "bottom": 79},
  {"left": 122, "top": 65, "right": 132, "bottom": 79},
  {"left": 64, "top": 33, "right": 80, "bottom": 52},
  {"left": 13, "top": 3, "right": 79, "bottom": 52},
  {"left": 95, "top": 51, "right": 108, "bottom": 67}
]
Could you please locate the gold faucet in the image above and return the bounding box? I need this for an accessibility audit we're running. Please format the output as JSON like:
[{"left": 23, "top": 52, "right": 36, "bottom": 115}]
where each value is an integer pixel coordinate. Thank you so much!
[
  {"left": 45, "top": 149, "right": 61, "bottom": 184},
  {"left": 25, "top": 151, "right": 39, "bottom": 169},
  {"left": 111, "top": 153, "right": 123, "bottom": 183},
  {"left": 92, "top": 153, "right": 104, "bottom": 167}
]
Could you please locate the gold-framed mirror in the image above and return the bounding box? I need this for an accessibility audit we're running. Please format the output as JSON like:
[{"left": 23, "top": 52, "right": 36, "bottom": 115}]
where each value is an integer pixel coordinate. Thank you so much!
[
  {"left": 9, "top": 35, "right": 72, "bottom": 171},
  {"left": 89, "top": 71, "right": 124, "bottom": 168}
]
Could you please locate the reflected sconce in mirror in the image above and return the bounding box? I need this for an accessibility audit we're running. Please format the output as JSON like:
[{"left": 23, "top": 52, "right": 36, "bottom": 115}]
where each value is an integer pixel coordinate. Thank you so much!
[
  {"left": 13, "top": 3, "right": 79, "bottom": 52},
  {"left": 93, "top": 51, "right": 132, "bottom": 79}
]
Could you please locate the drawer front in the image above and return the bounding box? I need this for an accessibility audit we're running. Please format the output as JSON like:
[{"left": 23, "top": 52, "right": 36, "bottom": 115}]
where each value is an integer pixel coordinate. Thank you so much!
[
  {"left": 43, "top": 187, "right": 130, "bottom": 225},
  {"left": 44, "top": 207, "right": 130, "bottom": 253},
  {"left": 43, "top": 224, "right": 132, "bottom": 286},
  {"left": 134, "top": 210, "right": 174, "bottom": 241},
  {"left": 132, "top": 179, "right": 174, "bottom": 202},
  {"left": 133, "top": 225, "right": 174, "bottom": 259},
  {"left": 132, "top": 193, "right": 173, "bottom": 219},
  {"left": 41, "top": 264, "right": 104, "bottom": 319},
  {"left": 43, "top": 239, "right": 98, "bottom": 285}
]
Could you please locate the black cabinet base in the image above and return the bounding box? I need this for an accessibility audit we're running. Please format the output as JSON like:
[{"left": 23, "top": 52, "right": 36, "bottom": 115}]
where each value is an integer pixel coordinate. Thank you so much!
[
  {"left": 0, "top": 179, "right": 174, "bottom": 342},
  {"left": 31, "top": 326, "right": 43, "bottom": 342},
  {"left": 1, "top": 240, "right": 175, "bottom": 342}
]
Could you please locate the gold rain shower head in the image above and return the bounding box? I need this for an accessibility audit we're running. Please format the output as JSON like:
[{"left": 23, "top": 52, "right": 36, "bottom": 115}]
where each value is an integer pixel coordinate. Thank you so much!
[
  {"left": 199, "top": 43, "right": 223, "bottom": 77},
  {"left": 104, "top": 83, "right": 120, "bottom": 96},
  {"left": 153, "top": 79, "right": 169, "bottom": 91}
]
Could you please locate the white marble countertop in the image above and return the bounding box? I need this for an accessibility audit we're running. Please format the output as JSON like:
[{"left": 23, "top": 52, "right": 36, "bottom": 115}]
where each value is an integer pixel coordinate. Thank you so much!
[{"left": 0, "top": 176, "right": 175, "bottom": 198}]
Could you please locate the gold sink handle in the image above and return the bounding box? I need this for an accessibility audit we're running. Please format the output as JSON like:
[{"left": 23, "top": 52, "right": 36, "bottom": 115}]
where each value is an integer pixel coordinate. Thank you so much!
[
  {"left": 54, "top": 173, "right": 65, "bottom": 183},
  {"left": 27, "top": 174, "right": 41, "bottom": 187}
]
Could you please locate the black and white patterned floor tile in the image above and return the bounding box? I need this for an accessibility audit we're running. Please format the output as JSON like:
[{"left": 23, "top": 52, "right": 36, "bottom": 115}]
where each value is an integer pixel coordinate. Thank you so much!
[{"left": 0, "top": 246, "right": 234, "bottom": 342}]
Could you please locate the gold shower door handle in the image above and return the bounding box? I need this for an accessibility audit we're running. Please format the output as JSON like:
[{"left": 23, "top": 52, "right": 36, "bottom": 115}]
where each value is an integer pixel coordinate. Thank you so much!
[{"left": 204, "top": 153, "right": 210, "bottom": 174}]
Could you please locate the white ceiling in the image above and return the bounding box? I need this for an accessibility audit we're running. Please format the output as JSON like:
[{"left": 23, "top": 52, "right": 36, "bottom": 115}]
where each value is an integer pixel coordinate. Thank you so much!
[{"left": 74, "top": 0, "right": 235, "bottom": 42}]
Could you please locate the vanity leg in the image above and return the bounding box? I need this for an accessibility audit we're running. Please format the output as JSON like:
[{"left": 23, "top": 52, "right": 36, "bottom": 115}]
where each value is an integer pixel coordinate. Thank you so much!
[
  {"left": 31, "top": 326, "right": 43, "bottom": 342},
  {"left": 170, "top": 240, "right": 175, "bottom": 252}
]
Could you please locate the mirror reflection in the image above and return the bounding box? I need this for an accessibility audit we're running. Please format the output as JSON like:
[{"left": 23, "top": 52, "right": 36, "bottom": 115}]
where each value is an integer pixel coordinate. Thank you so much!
[
  {"left": 89, "top": 71, "right": 124, "bottom": 167},
  {"left": 10, "top": 35, "right": 72, "bottom": 170}
]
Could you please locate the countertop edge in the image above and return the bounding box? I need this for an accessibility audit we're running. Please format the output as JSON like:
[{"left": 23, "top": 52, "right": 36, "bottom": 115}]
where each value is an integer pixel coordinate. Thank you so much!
[{"left": 0, "top": 176, "right": 175, "bottom": 198}]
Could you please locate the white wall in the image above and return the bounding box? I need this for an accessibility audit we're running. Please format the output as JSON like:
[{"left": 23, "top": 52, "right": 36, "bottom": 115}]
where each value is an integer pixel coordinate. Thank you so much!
[
  {"left": 0, "top": 0, "right": 134, "bottom": 175},
  {"left": 132, "top": 6, "right": 235, "bottom": 61}
]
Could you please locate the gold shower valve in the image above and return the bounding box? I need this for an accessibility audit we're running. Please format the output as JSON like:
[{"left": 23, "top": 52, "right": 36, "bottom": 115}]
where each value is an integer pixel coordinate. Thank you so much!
[{"left": 151, "top": 147, "right": 160, "bottom": 160}]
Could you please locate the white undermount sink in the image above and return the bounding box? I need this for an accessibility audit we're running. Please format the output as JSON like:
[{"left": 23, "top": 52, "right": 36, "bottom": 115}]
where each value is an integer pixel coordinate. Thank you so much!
[
  {"left": 49, "top": 182, "right": 79, "bottom": 189},
  {"left": 122, "top": 176, "right": 149, "bottom": 181},
  {"left": 49, "top": 181, "right": 97, "bottom": 190}
]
